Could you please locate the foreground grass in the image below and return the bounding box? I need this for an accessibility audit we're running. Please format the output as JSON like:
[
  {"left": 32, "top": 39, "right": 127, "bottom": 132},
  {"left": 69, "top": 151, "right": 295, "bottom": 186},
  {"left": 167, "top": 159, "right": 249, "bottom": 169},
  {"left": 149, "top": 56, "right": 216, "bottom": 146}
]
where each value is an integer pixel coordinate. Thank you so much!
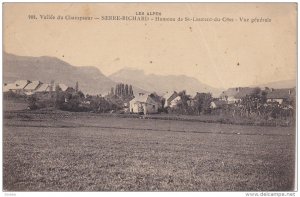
[{"left": 3, "top": 111, "right": 295, "bottom": 191}]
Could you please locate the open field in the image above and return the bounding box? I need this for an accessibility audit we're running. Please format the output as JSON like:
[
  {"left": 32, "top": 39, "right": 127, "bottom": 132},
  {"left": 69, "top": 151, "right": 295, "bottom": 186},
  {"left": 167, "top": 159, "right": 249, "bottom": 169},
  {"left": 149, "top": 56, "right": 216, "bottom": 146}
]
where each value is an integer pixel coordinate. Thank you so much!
[{"left": 3, "top": 110, "right": 295, "bottom": 191}]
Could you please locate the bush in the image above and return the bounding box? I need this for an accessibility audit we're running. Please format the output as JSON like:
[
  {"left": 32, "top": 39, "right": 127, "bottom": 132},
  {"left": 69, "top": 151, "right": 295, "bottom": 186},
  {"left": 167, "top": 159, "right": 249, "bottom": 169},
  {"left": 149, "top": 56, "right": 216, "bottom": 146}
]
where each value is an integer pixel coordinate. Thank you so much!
[{"left": 3, "top": 91, "right": 27, "bottom": 100}]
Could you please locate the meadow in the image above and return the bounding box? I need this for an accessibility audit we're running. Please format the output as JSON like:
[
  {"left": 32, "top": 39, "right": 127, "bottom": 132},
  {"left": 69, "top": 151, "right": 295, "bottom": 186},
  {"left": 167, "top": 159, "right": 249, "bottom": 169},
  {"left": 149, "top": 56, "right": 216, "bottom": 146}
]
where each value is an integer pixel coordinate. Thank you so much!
[{"left": 3, "top": 110, "right": 295, "bottom": 191}]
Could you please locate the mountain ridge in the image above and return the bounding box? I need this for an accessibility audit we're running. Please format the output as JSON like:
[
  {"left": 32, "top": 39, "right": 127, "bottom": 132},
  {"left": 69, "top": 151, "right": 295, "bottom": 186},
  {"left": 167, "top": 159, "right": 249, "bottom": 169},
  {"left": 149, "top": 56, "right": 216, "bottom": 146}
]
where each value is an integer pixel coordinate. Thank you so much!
[
  {"left": 3, "top": 52, "right": 296, "bottom": 97},
  {"left": 3, "top": 52, "right": 116, "bottom": 95},
  {"left": 253, "top": 79, "right": 296, "bottom": 89},
  {"left": 109, "top": 68, "right": 223, "bottom": 96}
]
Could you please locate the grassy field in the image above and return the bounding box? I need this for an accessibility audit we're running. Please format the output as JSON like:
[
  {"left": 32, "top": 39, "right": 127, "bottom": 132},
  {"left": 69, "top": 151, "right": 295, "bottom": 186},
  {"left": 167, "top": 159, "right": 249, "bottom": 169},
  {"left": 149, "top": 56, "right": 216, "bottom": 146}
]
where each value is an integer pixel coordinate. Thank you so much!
[{"left": 3, "top": 110, "right": 295, "bottom": 191}]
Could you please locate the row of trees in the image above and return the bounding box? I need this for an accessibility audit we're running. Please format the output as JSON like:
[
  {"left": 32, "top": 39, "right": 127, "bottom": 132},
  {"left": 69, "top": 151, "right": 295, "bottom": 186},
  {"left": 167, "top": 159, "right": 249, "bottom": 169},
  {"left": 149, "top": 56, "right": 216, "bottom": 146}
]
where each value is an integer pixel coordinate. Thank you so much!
[
  {"left": 28, "top": 87, "right": 86, "bottom": 111},
  {"left": 28, "top": 87, "right": 126, "bottom": 113},
  {"left": 110, "top": 83, "right": 134, "bottom": 99}
]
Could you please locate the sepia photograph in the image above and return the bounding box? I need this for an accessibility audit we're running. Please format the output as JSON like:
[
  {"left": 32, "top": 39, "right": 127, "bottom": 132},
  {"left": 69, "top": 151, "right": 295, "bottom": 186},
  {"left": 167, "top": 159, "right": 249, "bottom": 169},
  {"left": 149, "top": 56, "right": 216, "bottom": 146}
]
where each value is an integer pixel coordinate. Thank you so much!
[{"left": 2, "top": 2, "right": 297, "bottom": 193}]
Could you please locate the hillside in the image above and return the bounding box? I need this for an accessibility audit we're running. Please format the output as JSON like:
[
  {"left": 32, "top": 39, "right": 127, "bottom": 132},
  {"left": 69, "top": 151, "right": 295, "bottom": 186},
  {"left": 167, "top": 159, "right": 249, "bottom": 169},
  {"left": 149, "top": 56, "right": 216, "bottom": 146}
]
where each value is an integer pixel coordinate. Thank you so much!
[
  {"left": 3, "top": 52, "right": 116, "bottom": 95},
  {"left": 255, "top": 80, "right": 296, "bottom": 89}
]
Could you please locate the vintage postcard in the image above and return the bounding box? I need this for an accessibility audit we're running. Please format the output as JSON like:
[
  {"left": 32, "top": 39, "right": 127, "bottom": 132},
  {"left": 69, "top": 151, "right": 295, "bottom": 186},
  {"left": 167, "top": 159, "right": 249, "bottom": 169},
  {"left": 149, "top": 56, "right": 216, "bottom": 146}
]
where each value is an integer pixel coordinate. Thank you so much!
[{"left": 2, "top": 3, "right": 297, "bottom": 192}]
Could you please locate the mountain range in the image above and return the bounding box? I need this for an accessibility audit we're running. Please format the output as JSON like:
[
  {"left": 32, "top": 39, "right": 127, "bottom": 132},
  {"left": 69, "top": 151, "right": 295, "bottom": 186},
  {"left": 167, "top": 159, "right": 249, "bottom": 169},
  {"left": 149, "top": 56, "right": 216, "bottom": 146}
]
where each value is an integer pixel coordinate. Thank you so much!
[
  {"left": 109, "top": 68, "right": 222, "bottom": 96},
  {"left": 3, "top": 52, "right": 296, "bottom": 97},
  {"left": 4, "top": 52, "right": 116, "bottom": 95}
]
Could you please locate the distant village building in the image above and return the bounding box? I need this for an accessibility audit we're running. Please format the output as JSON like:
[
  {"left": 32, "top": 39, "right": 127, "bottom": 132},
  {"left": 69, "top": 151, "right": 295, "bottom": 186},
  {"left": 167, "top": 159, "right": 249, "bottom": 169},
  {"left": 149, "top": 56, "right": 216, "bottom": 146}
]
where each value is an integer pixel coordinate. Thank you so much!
[
  {"left": 169, "top": 96, "right": 182, "bottom": 108},
  {"left": 220, "top": 87, "right": 259, "bottom": 104},
  {"left": 266, "top": 88, "right": 295, "bottom": 104},
  {"left": 3, "top": 80, "right": 31, "bottom": 93},
  {"left": 3, "top": 83, "right": 16, "bottom": 92},
  {"left": 24, "top": 81, "right": 43, "bottom": 95},
  {"left": 129, "top": 94, "right": 160, "bottom": 114},
  {"left": 149, "top": 92, "right": 163, "bottom": 110},
  {"left": 4, "top": 80, "right": 71, "bottom": 95},
  {"left": 163, "top": 91, "right": 178, "bottom": 108}
]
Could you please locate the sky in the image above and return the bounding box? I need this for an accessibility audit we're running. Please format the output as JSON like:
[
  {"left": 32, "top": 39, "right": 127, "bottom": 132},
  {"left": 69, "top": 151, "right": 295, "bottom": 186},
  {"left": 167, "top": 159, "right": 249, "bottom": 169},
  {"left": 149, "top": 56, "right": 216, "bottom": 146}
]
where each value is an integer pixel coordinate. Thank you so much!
[{"left": 3, "top": 3, "right": 297, "bottom": 89}]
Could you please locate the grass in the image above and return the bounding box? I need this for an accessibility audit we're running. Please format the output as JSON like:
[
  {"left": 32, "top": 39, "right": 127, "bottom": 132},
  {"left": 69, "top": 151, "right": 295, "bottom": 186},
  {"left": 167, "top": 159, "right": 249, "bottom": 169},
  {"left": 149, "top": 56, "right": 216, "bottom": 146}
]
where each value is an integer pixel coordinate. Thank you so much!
[{"left": 3, "top": 110, "right": 295, "bottom": 191}]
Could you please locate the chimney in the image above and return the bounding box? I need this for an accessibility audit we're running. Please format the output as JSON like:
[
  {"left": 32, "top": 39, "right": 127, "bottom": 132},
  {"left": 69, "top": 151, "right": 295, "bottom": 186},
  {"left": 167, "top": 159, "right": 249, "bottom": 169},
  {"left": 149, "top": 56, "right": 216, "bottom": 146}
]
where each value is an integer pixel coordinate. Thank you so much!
[
  {"left": 271, "top": 88, "right": 274, "bottom": 92},
  {"left": 289, "top": 89, "right": 291, "bottom": 95}
]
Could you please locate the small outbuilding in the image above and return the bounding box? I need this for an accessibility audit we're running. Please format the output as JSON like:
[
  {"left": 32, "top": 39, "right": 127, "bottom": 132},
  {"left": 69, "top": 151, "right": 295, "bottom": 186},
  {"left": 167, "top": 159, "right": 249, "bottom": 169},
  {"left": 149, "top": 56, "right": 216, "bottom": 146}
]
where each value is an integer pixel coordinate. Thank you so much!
[
  {"left": 163, "top": 91, "right": 178, "bottom": 108},
  {"left": 129, "top": 94, "right": 160, "bottom": 114}
]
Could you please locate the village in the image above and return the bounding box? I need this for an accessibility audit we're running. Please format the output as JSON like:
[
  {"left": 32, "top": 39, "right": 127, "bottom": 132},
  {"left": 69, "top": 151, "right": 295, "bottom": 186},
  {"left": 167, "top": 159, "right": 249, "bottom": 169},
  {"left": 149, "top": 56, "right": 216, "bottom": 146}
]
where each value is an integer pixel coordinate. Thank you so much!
[{"left": 3, "top": 79, "right": 295, "bottom": 124}]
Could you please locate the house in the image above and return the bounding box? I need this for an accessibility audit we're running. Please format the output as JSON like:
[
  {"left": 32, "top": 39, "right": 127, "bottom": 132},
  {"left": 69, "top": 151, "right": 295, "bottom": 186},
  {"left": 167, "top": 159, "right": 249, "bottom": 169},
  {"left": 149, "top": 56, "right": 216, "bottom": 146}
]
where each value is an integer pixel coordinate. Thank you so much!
[
  {"left": 266, "top": 88, "right": 295, "bottom": 104},
  {"left": 149, "top": 92, "right": 163, "bottom": 109},
  {"left": 163, "top": 91, "right": 178, "bottom": 108},
  {"left": 169, "top": 96, "right": 182, "bottom": 108},
  {"left": 24, "top": 81, "right": 43, "bottom": 95},
  {"left": 129, "top": 94, "right": 160, "bottom": 114},
  {"left": 210, "top": 100, "right": 227, "bottom": 109},
  {"left": 220, "top": 87, "right": 259, "bottom": 104},
  {"left": 3, "top": 80, "right": 31, "bottom": 93}
]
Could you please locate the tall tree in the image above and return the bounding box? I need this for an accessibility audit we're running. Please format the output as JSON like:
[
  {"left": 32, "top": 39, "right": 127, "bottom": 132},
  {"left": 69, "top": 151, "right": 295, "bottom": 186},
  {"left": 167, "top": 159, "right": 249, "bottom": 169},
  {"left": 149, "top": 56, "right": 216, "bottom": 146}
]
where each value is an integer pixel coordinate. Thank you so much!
[
  {"left": 122, "top": 83, "right": 125, "bottom": 97},
  {"left": 115, "top": 84, "right": 118, "bottom": 96},
  {"left": 129, "top": 85, "right": 133, "bottom": 96},
  {"left": 75, "top": 81, "right": 79, "bottom": 92},
  {"left": 125, "top": 84, "right": 129, "bottom": 96},
  {"left": 110, "top": 87, "right": 114, "bottom": 96}
]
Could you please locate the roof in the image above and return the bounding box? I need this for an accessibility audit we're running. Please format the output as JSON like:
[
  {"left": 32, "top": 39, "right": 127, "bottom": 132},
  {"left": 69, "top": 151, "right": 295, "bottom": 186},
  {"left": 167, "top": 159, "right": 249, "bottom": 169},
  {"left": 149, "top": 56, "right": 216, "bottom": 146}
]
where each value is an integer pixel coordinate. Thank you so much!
[
  {"left": 220, "top": 87, "right": 259, "bottom": 99},
  {"left": 24, "top": 81, "right": 42, "bottom": 90},
  {"left": 55, "top": 83, "right": 68, "bottom": 91},
  {"left": 130, "top": 94, "right": 158, "bottom": 104},
  {"left": 163, "top": 91, "right": 177, "bottom": 100},
  {"left": 170, "top": 96, "right": 181, "bottom": 102},
  {"left": 3, "top": 83, "right": 16, "bottom": 92},
  {"left": 3, "top": 80, "right": 31, "bottom": 91},
  {"left": 266, "top": 88, "right": 295, "bottom": 99},
  {"left": 13, "top": 80, "right": 31, "bottom": 90},
  {"left": 35, "top": 83, "right": 51, "bottom": 92},
  {"left": 132, "top": 94, "right": 149, "bottom": 103}
]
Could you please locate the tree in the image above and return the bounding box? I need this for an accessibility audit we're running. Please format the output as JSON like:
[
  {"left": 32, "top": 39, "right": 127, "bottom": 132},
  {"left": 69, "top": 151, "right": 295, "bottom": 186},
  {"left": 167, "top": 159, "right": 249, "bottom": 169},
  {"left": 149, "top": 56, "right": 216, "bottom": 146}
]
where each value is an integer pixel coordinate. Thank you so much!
[
  {"left": 129, "top": 85, "right": 133, "bottom": 96},
  {"left": 75, "top": 81, "right": 79, "bottom": 92},
  {"left": 174, "top": 90, "right": 191, "bottom": 114},
  {"left": 125, "top": 84, "right": 129, "bottom": 96},
  {"left": 115, "top": 84, "right": 118, "bottom": 96},
  {"left": 240, "top": 88, "right": 263, "bottom": 117},
  {"left": 194, "top": 92, "right": 213, "bottom": 115},
  {"left": 121, "top": 83, "right": 125, "bottom": 97}
]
